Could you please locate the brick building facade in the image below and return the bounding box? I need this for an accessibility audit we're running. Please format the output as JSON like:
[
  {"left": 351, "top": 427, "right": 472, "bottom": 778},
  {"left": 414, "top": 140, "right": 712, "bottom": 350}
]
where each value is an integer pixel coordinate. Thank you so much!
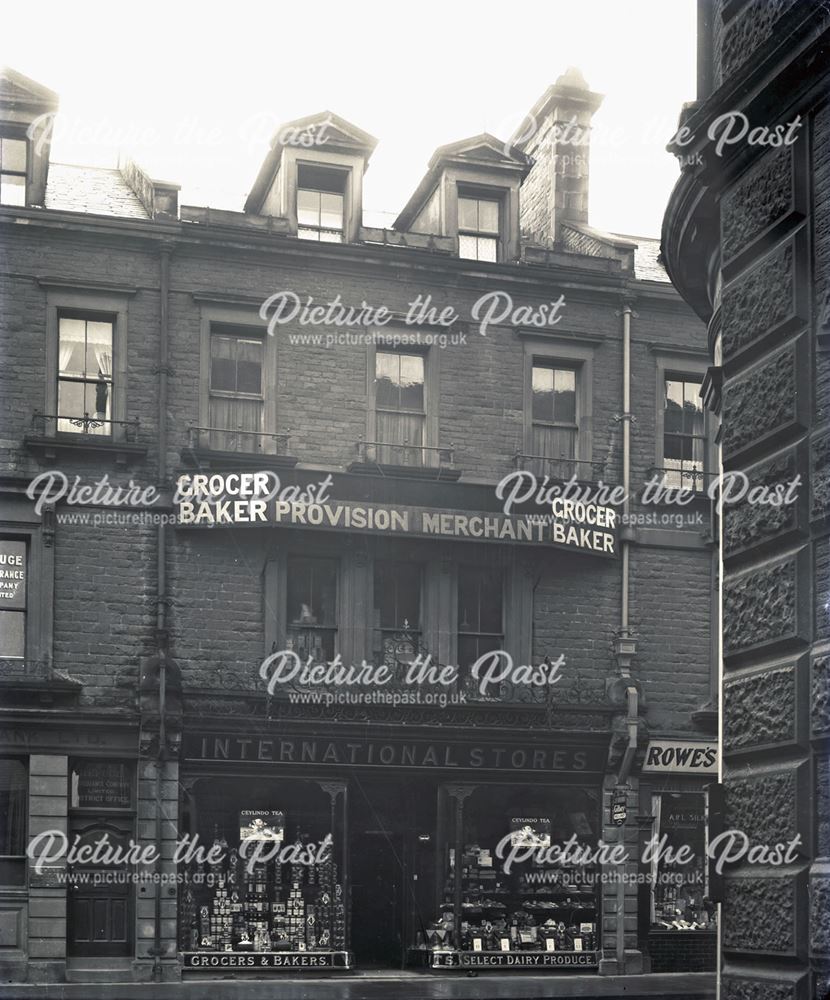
[
  {"left": 0, "top": 66, "right": 716, "bottom": 994},
  {"left": 662, "top": 3, "right": 830, "bottom": 999}
]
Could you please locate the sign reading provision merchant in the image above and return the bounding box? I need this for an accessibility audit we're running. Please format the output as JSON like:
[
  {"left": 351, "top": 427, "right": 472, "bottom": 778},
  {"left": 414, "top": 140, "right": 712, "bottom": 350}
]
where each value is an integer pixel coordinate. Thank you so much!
[{"left": 174, "top": 474, "right": 618, "bottom": 557}]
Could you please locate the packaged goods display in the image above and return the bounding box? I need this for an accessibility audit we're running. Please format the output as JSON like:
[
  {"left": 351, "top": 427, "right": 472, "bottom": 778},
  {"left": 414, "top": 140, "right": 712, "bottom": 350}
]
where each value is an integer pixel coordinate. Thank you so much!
[
  {"left": 178, "top": 826, "right": 346, "bottom": 954},
  {"left": 422, "top": 839, "right": 598, "bottom": 961}
]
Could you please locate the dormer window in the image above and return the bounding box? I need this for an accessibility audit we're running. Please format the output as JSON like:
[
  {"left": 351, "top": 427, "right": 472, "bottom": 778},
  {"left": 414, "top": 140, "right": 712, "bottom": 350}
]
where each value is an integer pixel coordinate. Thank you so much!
[
  {"left": 458, "top": 194, "right": 500, "bottom": 262},
  {"left": 0, "top": 137, "right": 27, "bottom": 206},
  {"left": 297, "top": 164, "right": 347, "bottom": 243}
]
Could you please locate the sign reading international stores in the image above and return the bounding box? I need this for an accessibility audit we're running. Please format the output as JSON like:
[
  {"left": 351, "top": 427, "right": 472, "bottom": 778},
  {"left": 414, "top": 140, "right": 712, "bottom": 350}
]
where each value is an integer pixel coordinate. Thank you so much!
[{"left": 174, "top": 474, "right": 619, "bottom": 558}]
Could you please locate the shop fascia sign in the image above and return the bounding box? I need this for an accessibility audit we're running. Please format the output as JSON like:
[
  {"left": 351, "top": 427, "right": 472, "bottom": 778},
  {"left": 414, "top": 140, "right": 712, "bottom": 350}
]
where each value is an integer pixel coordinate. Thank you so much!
[
  {"left": 174, "top": 473, "right": 618, "bottom": 558},
  {"left": 641, "top": 739, "right": 719, "bottom": 775}
]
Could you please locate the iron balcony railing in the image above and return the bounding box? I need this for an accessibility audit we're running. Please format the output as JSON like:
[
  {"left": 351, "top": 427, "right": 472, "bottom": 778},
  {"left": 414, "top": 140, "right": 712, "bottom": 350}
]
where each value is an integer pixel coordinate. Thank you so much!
[
  {"left": 645, "top": 466, "right": 718, "bottom": 494},
  {"left": 356, "top": 438, "right": 455, "bottom": 469},
  {"left": 513, "top": 453, "right": 608, "bottom": 482},
  {"left": 30, "top": 411, "right": 140, "bottom": 441},
  {"left": 187, "top": 425, "right": 292, "bottom": 455}
]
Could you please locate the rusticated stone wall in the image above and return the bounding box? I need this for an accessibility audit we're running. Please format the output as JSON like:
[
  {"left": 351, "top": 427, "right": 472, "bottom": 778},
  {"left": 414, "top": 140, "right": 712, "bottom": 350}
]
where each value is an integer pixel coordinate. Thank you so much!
[{"left": 718, "top": 66, "right": 826, "bottom": 1000}]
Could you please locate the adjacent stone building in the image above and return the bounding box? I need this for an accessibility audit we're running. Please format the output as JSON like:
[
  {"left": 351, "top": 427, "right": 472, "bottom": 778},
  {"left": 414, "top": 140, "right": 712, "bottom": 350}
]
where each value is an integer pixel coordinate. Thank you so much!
[{"left": 662, "top": 3, "right": 830, "bottom": 998}]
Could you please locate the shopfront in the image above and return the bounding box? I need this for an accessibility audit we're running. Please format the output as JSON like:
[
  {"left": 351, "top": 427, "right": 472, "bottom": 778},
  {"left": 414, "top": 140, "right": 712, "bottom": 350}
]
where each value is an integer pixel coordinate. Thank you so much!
[
  {"left": 177, "top": 722, "right": 610, "bottom": 976},
  {"left": 639, "top": 738, "right": 718, "bottom": 974}
]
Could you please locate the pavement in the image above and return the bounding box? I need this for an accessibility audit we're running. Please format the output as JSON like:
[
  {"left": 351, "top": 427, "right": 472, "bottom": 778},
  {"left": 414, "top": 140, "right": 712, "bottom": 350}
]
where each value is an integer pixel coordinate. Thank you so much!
[{"left": 0, "top": 971, "right": 716, "bottom": 1000}]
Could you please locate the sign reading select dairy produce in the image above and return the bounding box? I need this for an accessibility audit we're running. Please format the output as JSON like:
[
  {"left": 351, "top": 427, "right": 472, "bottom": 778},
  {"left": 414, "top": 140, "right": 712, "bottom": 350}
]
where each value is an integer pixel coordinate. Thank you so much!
[
  {"left": 174, "top": 474, "right": 618, "bottom": 557},
  {"left": 641, "top": 739, "right": 719, "bottom": 775}
]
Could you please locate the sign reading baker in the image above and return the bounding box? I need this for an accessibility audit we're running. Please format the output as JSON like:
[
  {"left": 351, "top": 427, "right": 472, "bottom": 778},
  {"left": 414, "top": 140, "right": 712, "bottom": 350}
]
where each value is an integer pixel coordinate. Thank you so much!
[
  {"left": 174, "top": 474, "right": 618, "bottom": 558},
  {"left": 641, "top": 739, "right": 718, "bottom": 775}
]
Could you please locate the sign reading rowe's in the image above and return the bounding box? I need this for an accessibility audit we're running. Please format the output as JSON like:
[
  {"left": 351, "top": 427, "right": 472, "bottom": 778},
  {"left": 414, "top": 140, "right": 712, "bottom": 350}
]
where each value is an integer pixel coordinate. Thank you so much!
[
  {"left": 641, "top": 739, "right": 719, "bottom": 775},
  {"left": 174, "top": 474, "right": 618, "bottom": 557}
]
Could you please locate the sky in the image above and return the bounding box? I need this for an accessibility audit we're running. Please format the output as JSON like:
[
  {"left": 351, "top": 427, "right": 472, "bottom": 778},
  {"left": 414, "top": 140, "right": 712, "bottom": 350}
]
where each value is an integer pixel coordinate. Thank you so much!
[{"left": 2, "top": 0, "right": 697, "bottom": 237}]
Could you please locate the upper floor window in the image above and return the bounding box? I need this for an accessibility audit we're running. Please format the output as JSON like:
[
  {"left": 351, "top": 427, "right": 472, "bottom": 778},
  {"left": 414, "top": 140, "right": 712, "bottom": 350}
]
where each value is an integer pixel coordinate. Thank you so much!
[
  {"left": 297, "top": 164, "right": 346, "bottom": 242},
  {"left": 0, "top": 137, "right": 26, "bottom": 206},
  {"left": 209, "top": 328, "right": 264, "bottom": 452},
  {"left": 458, "top": 195, "right": 499, "bottom": 262},
  {"left": 663, "top": 376, "right": 705, "bottom": 489},
  {"left": 286, "top": 556, "right": 338, "bottom": 661},
  {"left": 0, "top": 540, "right": 26, "bottom": 659},
  {"left": 57, "top": 313, "right": 114, "bottom": 435},
  {"left": 457, "top": 567, "right": 503, "bottom": 680},
  {"left": 530, "top": 363, "right": 577, "bottom": 477},
  {"left": 375, "top": 351, "right": 426, "bottom": 466}
]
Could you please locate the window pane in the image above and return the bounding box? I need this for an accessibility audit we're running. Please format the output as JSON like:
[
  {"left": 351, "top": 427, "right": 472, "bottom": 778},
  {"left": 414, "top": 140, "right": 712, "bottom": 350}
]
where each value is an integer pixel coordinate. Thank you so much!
[
  {"left": 287, "top": 557, "right": 337, "bottom": 627},
  {"left": 0, "top": 174, "right": 25, "bottom": 206},
  {"left": 0, "top": 611, "right": 25, "bottom": 657},
  {"left": 59, "top": 317, "right": 87, "bottom": 374},
  {"left": 458, "top": 234, "right": 479, "bottom": 260},
  {"left": 532, "top": 365, "right": 554, "bottom": 421},
  {"left": 553, "top": 368, "right": 576, "bottom": 423},
  {"left": 476, "top": 236, "right": 498, "bottom": 262},
  {"left": 319, "top": 192, "right": 343, "bottom": 231},
  {"left": 298, "top": 227, "right": 320, "bottom": 241},
  {"left": 477, "top": 200, "right": 499, "bottom": 234},
  {"left": 297, "top": 188, "right": 320, "bottom": 226},
  {"left": 478, "top": 574, "right": 503, "bottom": 633},
  {"left": 85, "top": 321, "right": 113, "bottom": 377},
  {"left": 235, "top": 339, "right": 263, "bottom": 395},
  {"left": 458, "top": 568, "right": 479, "bottom": 633},
  {"left": 375, "top": 351, "right": 399, "bottom": 409},
  {"left": 664, "top": 380, "right": 684, "bottom": 434},
  {"left": 458, "top": 197, "right": 478, "bottom": 231},
  {"left": 0, "top": 759, "right": 27, "bottom": 857},
  {"left": 398, "top": 354, "right": 424, "bottom": 411},
  {"left": 683, "top": 381, "right": 704, "bottom": 435},
  {"left": 318, "top": 229, "right": 343, "bottom": 243},
  {"left": 1, "top": 139, "right": 27, "bottom": 173},
  {"left": 210, "top": 335, "right": 237, "bottom": 391},
  {"left": 374, "top": 561, "right": 421, "bottom": 630},
  {"left": 58, "top": 378, "right": 86, "bottom": 419}
]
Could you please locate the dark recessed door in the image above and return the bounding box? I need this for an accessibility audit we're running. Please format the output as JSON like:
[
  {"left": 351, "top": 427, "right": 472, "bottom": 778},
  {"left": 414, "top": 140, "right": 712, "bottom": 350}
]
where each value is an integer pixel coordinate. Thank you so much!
[{"left": 67, "top": 818, "right": 133, "bottom": 957}]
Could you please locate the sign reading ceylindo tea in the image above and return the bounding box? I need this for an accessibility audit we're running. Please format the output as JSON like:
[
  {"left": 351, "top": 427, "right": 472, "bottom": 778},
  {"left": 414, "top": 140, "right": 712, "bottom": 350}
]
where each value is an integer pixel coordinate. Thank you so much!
[
  {"left": 641, "top": 739, "right": 719, "bottom": 775},
  {"left": 174, "top": 476, "right": 618, "bottom": 557}
]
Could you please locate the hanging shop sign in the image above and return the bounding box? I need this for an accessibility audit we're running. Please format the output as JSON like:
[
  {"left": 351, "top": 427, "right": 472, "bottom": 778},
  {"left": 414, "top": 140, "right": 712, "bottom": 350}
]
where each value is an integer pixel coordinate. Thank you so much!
[
  {"left": 641, "top": 739, "right": 718, "bottom": 775},
  {"left": 611, "top": 788, "right": 628, "bottom": 826},
  {"left": 175, "top": 479, "right": 618, "bottom": 558},
  {"left": 185, "top": 733, "right": 607, "bottom": 774}
]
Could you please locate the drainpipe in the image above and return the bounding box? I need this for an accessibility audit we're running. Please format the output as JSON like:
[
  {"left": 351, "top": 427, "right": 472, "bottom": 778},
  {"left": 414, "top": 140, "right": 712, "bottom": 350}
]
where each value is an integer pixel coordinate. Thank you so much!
[
  {"left": 613, "top": 296, "right": 640, "bottom": 974},
  {"left": 152, "top": 243, "right": 172, "bottom": 981}
]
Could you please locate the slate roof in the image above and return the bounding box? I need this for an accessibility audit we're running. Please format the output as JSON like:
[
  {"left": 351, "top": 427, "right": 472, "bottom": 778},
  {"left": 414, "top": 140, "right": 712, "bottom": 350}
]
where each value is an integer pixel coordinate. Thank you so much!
[
  {"left": 44, "top": 163, "right": 149, "bottom": 219},
  {"left": 612, "top": 233, "right": 669, "bottom": 282}
]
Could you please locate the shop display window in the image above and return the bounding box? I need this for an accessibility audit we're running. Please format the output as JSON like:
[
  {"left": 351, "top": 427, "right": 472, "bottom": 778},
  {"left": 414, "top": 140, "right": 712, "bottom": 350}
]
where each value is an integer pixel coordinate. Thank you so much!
[
  {"left": 178, "top": 777, "right": 347, "bottom": 957},
  {"left": 425, "top": 784, "right": 600, "bottom": 968},
  {"left": 649, "top": 791, "right": 715, "bottom": 931}
]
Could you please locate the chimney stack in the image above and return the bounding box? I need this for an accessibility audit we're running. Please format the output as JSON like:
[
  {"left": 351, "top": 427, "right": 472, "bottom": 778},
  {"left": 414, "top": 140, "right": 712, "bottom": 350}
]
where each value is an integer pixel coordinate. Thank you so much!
[{"left": 512, "top": 68, "right": 603, "bottom": 245}]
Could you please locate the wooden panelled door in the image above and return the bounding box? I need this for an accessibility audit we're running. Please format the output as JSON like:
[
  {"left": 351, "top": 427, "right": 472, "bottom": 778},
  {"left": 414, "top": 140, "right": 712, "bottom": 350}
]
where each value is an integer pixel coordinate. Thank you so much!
[{"left": 66, "top": 817, "right": 133, "bottom": 957}]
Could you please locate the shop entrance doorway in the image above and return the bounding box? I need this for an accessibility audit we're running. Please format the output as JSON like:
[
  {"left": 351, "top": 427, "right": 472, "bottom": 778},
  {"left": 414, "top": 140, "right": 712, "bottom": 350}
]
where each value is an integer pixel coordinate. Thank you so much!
[
  {"left": 349, "top": 777, "right": 435, "bottom": 969},
  {"left": 66, "top": 816, "right": 133, "bottom": 957}
]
